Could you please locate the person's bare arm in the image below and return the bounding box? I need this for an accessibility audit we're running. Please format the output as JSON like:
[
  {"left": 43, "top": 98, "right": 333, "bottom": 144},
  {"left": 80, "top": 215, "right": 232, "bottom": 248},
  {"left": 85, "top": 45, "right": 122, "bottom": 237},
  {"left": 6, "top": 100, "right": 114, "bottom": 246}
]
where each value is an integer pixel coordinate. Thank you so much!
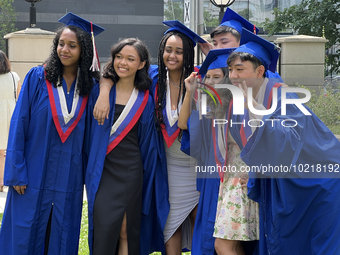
[
  {"left": 94, "top": 77, "right": 114, "bottom": 125},
  {"left": 178, "top": 72, "right": 198, "bottom": 130},
  {"left": 16, "top": 81, "right": 21, "bottom": 99},
  {"left": 178, "top": 92, "right": 191, "bottom": 130}
]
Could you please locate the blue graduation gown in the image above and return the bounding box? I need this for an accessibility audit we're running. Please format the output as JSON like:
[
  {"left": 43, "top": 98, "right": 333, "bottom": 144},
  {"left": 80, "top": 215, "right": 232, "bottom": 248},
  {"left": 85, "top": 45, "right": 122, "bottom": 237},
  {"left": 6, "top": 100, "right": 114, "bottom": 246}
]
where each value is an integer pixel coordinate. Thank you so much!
[
  {"left": 237, "top": 84, "right": 340, "bottom": 254},
  {"left": 0, "top": 66, "right": 87, "bottom": 255},
  {"left": 181, "top": 111, "right": 221, "bottom": 255},
  {"left": 266, "top": 70, "right": 283, "bottom": 83},
  {"left": 140, "top": 66, "right": 170, "bottom": 254},
  {"left": 179, "top": 69, "right": 283, "bottom": 255},
  {"left": 146, "top": 64, "right": 204, "bottom": 254},
  {"left": 181, "top": 115, "right": 249, "bottom": 255},
  {"left": 84, "top": 83, "right": 167, "bottom": 255}
]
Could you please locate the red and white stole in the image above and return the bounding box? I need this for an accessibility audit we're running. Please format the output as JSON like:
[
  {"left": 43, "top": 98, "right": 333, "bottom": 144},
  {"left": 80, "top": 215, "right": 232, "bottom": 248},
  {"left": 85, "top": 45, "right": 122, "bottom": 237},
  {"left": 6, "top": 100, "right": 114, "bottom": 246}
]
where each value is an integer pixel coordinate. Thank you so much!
[
  {"left": 155, "top": 82, "right": 181, "bottom": 148},
  {"left": 106, "top": 88, "right": 149, "bottom": 155},
  {"left": 156, "top": 67, "right": 200, "bottom": 148},
  {"left": 212, "top": 99, "right": 233, "bottom": 182},
  {"left": 212, "top": 79, "right": 282, "bottom": 181},
  {"left": 45, "top": 72, "right": 87, "bottom": 143},
  {"left": 239, "top": 79, "right": 282, "bottom": 146}
]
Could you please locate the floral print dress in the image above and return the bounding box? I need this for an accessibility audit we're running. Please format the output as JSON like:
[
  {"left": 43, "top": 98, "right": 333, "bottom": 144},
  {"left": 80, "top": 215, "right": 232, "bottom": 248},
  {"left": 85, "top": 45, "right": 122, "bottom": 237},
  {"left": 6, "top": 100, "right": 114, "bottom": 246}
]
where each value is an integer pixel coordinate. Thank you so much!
[{"left": 213, "top": 130, "right": 259, "bottom": 241}]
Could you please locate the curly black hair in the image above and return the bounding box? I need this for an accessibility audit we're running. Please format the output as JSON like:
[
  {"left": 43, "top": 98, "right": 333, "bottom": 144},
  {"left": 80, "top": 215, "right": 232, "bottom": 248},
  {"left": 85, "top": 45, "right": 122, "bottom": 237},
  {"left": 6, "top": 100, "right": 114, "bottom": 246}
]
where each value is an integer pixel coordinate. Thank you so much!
[
  {"left": 44, "top": 25, "right": 100, "bottom": 96},
  {"left": 102, "top": 38, "right": 151, "bottom": 91},
  {"left": 155, "top": 31, "right": 195, "bottom": 128}
]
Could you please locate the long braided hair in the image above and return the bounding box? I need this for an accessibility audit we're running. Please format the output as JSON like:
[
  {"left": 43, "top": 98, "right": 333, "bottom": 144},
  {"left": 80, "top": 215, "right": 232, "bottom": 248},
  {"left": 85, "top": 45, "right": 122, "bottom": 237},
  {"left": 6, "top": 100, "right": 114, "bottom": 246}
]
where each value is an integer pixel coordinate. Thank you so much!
[
  {"left": 44, "top": 25, "right": 100, "bottom": 96},
  {"left": 155, "top": 31, "right": 195, "bottom": 129}
]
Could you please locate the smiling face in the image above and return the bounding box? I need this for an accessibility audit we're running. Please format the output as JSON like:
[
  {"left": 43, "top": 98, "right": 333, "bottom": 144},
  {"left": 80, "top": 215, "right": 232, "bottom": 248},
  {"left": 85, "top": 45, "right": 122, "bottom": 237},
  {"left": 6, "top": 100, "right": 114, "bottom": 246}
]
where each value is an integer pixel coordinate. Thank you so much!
[
  {"left": 113, "top": 45, "right": 145, "bottom": 80},
  {"left": 163, "top": 35, "right": 184, "bottom": 72},
  {"left": 212, "top": 32, "right": 240, "bottom": 49},
  {"left": 57, "top": 28, "right": 81, "bottom": 70},
  {"left": 204, "top": 68, "right": 225, "bottom": 86},
  {"left": 228, "top": 56, "right": 265, "bottom": 90}
]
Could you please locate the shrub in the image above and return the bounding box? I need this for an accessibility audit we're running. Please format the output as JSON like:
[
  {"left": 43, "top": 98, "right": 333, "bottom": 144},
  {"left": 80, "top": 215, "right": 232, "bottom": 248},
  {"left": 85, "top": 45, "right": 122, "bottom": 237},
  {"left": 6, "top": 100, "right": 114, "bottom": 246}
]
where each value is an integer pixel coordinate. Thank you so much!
[{"left": 300, "top": 85, "right": 340, "bottom": 134}]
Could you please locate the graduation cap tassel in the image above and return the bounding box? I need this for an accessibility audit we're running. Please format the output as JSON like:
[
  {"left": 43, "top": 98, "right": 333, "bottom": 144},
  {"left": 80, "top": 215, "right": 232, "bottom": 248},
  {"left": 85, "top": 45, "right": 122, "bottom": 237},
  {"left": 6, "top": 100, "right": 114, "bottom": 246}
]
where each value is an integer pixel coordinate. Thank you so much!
[
  {"left": 90, "top": 22, "right": 100, "bottom": 72},
  {"left": 253, "top": 24, "right": 256, "bottom": 34}
]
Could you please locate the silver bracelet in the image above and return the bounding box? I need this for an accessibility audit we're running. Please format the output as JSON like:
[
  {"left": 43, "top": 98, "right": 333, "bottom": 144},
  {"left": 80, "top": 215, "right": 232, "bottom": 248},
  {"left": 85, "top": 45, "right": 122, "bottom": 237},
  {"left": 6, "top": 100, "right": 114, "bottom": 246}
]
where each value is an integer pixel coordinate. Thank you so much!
[{"left": 99, "top": 83, "right": 112, "bottom": 89}]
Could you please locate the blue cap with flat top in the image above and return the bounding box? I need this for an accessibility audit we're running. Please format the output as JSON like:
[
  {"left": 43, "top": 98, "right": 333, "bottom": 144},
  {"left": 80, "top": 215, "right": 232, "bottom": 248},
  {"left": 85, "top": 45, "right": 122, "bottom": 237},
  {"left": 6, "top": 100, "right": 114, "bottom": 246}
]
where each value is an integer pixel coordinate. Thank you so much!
[
  {"left": 58, "top": 12, "right": 105, "bottom": 36},
  {"left": 199, "top": 48, "right": 236, "bottom": 75},
  {"left": 233, "top": 28, "right": 280, "bottom": 73},
  {"left": 220, "top": 7, "right": 259, "bottom": 35},
  {"left": 163, "top": 20, "right": 206, "bottom": 46},
  {"left": 58, "top": 12, "right": 105, "bottom": 71}
]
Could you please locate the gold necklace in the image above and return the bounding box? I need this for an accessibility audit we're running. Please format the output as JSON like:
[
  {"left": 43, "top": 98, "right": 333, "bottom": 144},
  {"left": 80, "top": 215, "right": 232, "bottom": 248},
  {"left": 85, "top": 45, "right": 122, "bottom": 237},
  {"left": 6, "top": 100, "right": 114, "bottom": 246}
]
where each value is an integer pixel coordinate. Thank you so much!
[{"left": 169, "top": 78, "right": 180, "bottom": 88}]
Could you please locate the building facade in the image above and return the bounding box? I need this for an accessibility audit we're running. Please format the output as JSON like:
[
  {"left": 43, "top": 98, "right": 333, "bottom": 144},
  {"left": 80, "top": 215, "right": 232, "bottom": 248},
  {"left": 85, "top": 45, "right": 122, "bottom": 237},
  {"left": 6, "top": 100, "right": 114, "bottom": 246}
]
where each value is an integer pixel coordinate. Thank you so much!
[
  {"left": 9, "top": 0, "right": 310, "bottom": 65},
  {"left": 11, "top": 0, "right": 166, "bottom": 64},
  {"left": 204, "top": 0, "right": 303, "bottom": 27},
  {"left": 166, "top": 0, "right": 303, "bottom": 34}
]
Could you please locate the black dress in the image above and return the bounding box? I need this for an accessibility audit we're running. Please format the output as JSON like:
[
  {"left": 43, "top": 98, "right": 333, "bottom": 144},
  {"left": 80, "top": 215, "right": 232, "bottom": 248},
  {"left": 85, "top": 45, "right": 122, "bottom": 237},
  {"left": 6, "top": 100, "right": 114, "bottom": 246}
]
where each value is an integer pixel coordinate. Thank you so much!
[{"left": 93, "top": 104, "right": 143, "bottom": 255}]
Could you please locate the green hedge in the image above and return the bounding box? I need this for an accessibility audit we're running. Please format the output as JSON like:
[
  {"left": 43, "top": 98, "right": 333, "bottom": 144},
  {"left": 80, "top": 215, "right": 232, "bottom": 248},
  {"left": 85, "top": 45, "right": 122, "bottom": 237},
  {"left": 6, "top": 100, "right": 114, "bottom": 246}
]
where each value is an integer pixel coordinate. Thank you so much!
[{"left": 302, "top": 86, "right": 340, "bottom": 134}]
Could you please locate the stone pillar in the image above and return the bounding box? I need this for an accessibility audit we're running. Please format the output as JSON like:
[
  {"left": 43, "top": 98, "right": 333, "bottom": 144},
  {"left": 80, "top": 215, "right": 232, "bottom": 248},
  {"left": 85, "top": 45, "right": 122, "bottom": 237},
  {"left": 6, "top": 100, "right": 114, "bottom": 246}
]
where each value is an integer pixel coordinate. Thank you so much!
[
  {"left": 275, "top": 35, "right": 328, "bottom": 94},
  {"left": 4, "top": 28, "right": 56, "bottom": 82}
]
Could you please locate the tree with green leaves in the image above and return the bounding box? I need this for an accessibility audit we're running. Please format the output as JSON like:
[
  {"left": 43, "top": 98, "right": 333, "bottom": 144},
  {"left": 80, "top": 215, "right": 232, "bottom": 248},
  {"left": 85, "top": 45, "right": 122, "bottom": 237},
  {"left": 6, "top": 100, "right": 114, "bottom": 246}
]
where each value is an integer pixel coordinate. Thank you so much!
[
  {"left": 262, "top": 0, "right": 340, "bottom": 75},
  {"left": 238, "top": 8, "right": 253, "bottom": 21},
  {"left": 0, "top": 0, "right": 17, "bottom": 52},
  {"left": 203, "top": 9, "right": 219, "bottom": 28},
  {"left": 164, "top": 0, "right": 184, "bottom": 23}
]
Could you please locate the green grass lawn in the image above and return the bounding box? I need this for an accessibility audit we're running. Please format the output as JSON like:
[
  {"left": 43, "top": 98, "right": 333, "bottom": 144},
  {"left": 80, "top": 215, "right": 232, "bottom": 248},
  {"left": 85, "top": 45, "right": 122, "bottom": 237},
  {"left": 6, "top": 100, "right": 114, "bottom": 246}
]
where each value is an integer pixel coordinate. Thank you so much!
[{"left": 78, "top": 201, "right": 89, "bottom": 255}]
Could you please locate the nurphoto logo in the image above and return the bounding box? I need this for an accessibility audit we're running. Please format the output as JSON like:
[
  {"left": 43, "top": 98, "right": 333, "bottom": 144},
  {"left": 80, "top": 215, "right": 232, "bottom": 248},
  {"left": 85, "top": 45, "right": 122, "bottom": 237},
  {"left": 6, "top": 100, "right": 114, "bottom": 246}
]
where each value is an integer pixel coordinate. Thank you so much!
[{"left": 199, "top": 84, "right": 312, "bottom": 128}]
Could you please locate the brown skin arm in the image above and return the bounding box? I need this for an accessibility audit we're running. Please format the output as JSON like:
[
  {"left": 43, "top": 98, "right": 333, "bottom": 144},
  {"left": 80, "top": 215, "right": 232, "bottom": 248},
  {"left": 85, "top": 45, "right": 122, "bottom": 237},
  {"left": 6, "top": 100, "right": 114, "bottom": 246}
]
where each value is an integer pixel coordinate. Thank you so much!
[
  {"left": 178, "top": 72, "right": 198, "bottom": 130},
  {"left": 93, "top": 77, "right": 114, "bottom": 125}
]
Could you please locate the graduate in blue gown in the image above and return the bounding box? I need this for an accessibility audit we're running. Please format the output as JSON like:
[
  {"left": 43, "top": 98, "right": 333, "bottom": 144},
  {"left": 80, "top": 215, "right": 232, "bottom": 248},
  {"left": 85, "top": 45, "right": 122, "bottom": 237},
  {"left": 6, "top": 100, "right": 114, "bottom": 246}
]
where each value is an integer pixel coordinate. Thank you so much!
[
  {"left": 91, "top": 21, "right": 205, "bottom": 254},
  {"left": 178, "top": 49, "right": 232, "bottom": 255},
  {"left": 151, "top": 21, "right": 206, "bottom": 254},
  {"left": 199, "top": 7, "right": 282, "bottom": 83},
  {"left": 138, "top": 21, "right": 204, "bottom": 252},
  {"left": 0, "top": 13, "right": 104, "bottom": 255},
  {"left": 180, "top": 8, "right": 264, "bottom": 254},
  {"left": 84, "top": 38, "right": 162, "bottom": 255},
  {"left": 226, "top": 28, "right": 340, "bottom": 255},
  {"left": 179, "top": 48, "right": 259, "bottom": 255},
  {"left": 89, "top": 57, "right": 169, "bottom": 255}
]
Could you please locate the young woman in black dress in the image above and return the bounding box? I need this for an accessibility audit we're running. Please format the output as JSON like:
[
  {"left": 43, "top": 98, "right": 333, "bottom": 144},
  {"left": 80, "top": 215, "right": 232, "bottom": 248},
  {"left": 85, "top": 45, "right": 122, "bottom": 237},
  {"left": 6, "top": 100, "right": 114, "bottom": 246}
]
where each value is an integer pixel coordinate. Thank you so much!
[{"left": 85, "top": 38, "right": 158, "bottom": 255}]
